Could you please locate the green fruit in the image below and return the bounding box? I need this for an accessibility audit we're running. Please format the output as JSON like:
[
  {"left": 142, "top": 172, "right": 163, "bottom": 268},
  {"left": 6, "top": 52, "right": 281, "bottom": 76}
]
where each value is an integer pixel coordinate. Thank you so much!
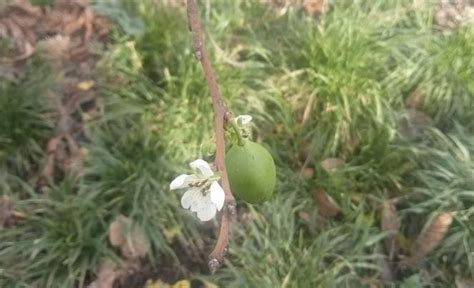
[{"left": 225, "top": 140, "right": 276, "bottom": 204}]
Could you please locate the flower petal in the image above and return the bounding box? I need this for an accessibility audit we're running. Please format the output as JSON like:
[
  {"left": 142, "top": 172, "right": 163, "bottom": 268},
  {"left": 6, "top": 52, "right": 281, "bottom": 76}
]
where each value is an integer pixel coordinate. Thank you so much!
[
  {"left": 197, "top": 204, "right": 217, "bottom": 221},
  {"left": 190, "top": 192, "right": 207, "bottom": 212},
  {"left": 235, "top": 115, "right": 252, "bottom": 126},
  {"left": 181, "top": 189, "right": 200, "bottom": 209},
  {"left": 210, "top": 181, "right": 225, "bottom": 211},
  {"left": 170, "top": 174, "right": 197, "bottom": 190},
  {"left": 190, "top": 159, "right": 214, "bottom": 177}
]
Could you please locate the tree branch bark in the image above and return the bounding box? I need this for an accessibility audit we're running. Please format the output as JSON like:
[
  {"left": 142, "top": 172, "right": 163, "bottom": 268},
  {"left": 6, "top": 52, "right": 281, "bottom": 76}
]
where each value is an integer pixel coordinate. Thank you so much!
[{"left": 186, "top": 0, "right": 236, "bottom": 273}]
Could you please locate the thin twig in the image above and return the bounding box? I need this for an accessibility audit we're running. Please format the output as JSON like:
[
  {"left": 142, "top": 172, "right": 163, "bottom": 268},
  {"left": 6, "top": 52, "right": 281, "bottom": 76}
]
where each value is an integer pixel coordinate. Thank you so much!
[{"left": 186, "top": 0, "right": 236, "bottom": 273}]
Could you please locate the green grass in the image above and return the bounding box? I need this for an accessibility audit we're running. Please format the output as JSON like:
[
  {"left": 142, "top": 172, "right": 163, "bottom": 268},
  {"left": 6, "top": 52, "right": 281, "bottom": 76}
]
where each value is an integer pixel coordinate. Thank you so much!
[
  {"left": 0, "top": 57, "right": 53, "bottom": 194},
  {"left": 0, "top": 0, "right": 473, "bottom": 287},
  {"left": 399, "top": 125, "right": 474, "bottom": 283},
  {"left": 0, "top": 179, "right": 111, "bottom": 287}
]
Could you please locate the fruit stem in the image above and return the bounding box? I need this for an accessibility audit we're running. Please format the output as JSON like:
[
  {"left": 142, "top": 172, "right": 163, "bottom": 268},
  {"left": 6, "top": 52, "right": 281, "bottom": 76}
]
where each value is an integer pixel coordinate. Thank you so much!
[{"left": 230, "top": 120, "right": 245, "bottom": 146}]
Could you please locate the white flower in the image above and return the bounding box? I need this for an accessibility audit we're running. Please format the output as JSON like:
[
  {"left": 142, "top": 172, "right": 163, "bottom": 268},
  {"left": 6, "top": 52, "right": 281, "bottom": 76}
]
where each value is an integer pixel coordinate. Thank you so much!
[
  {"left": 170, "top": 159, "right": 225, "bottom": 221},
  {"left": 234, "top": 115, "right": 252, "bottom": 126}
]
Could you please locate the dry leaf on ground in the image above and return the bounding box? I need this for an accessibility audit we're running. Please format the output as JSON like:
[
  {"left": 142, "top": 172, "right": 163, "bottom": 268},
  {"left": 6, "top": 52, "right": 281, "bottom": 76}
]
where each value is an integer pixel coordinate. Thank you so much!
[
  {"left": 321, "top": 158, "right": 345, "bottom": 172},
  {"left": 304, "top": 0, "right": 329, "bottom": 16},
  {"left": 37, "top": 35, "right": 71, "bottom": 61},
  {"left": 109, "top": 215, "right": 149, "bottom": 259},
  {"left": 77, "top": 80, "right": 95, "bottom": 91},
  {"left": 435, "top": 0, "right": 474, "bottom": 30},
  {"left": 380, "top": 200, "right": 400, "bottom": 261},
  {"left": 0, "top": 195, "right": 25, "bottom": 227},
  {"left": 455, "top": 275, "right": 474, "bottom": 288},
  {"left": 313, "top": 188, "right": 340, "bottom": 218},
  {"left": 300, "top": 167, "right": 315, "bottom": 179},
  {"left": 405, "top": 88, "right": 425, "bottom": 110},
  {"left": 1, "top": 0, "right": 110, "bottom": 187},
  {"left": 0, "top": 195, "right": 15, "bottom": 227},
  {"left": 401, "top": 212, "right": 454, "bottom": 267},
  {"left": 87, "top": 261, "right": 118, "bottom": 288},
  {"left": 87, "top": 259, "right": 140, "bottom": 288}
]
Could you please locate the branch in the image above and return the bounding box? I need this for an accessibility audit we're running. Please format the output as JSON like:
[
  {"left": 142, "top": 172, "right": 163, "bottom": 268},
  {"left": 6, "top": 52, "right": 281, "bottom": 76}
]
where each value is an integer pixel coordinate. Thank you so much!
[{"left": 186, "top": 0, "right": 236, "bottom": 273}]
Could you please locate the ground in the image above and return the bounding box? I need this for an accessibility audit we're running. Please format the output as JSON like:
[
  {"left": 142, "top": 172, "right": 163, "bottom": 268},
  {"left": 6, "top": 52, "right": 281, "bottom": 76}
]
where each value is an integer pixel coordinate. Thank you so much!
[{"left": 0, "top": 0, "right": 473, "bottom": 287}]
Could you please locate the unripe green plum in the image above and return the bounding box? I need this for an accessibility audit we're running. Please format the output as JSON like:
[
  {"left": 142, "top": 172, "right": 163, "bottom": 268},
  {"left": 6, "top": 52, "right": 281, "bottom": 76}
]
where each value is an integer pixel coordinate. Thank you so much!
[{"left": 225, "top": 140, "right": 276, "bottom": 203}]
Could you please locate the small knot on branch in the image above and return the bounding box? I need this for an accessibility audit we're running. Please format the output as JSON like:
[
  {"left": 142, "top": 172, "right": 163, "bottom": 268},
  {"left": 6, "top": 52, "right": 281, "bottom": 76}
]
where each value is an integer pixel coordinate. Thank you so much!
[
  {"left": 208, "top": 258, "right": 221, "bottom": 274},
  {"left": 193, "top": 44, "right": 203, "bottom": 61},
  {"left": 224, "top": 111, "right": 233, "bottom": 123},
  {"left": 227, "top": 201, "right": 237, "bottom": 217}
]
